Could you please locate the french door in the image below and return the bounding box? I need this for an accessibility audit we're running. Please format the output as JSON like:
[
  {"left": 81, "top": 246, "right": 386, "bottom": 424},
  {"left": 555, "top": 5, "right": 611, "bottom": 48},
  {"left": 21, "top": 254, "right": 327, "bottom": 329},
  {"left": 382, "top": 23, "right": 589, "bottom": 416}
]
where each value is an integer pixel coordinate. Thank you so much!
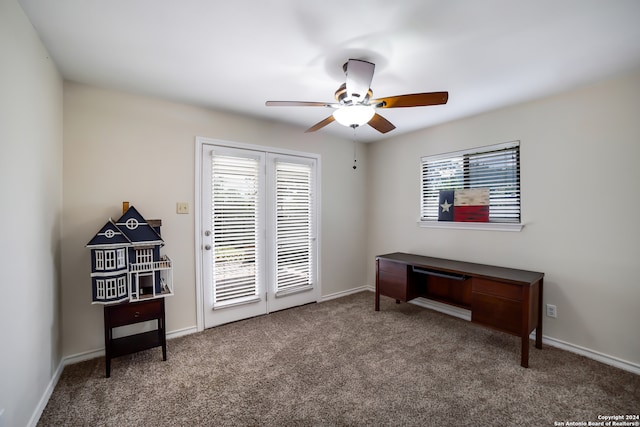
[{"left": 199, "top": 141, "right": 319, "bottom": 328}]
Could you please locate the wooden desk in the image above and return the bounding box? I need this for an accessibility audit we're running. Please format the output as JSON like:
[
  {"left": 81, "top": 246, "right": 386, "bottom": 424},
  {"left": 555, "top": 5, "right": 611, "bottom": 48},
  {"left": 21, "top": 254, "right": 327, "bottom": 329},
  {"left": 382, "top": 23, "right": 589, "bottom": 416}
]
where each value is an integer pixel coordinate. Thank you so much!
[
  {"left": 103, "top": 298, "right": 167, "bottom": 377},
  {"left": 375, "top": 252, "right": 544, "bottom": 368}
]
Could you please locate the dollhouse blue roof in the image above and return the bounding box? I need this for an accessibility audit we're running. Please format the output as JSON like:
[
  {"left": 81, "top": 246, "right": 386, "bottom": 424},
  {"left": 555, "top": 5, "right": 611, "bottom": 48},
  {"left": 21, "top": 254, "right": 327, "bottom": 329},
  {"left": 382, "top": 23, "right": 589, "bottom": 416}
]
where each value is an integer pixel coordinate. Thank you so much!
[
  {"left": 114, "top": 206, "right": 164, "bottom": 246},
  {"left": 86, "top": 206, "right": 164, "bottom": 248},
  {"left": 87, "top": 220, "right": 132, "bottom": 247}
]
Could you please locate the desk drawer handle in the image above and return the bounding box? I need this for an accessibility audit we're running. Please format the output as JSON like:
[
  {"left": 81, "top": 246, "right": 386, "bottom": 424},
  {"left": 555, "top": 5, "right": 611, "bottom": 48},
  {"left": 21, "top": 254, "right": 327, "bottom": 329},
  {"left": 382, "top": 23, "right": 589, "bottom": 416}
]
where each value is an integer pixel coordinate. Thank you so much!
[{"left": 134, "top": 311, "right": 140, "bottom": 318}]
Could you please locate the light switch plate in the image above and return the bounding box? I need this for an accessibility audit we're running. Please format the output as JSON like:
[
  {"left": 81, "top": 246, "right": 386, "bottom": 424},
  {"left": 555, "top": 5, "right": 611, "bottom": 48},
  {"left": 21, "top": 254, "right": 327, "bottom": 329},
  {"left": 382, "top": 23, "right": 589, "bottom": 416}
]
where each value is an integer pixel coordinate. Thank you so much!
[{"left": 176, "top": 202, "right": 189, "bottom": 214}]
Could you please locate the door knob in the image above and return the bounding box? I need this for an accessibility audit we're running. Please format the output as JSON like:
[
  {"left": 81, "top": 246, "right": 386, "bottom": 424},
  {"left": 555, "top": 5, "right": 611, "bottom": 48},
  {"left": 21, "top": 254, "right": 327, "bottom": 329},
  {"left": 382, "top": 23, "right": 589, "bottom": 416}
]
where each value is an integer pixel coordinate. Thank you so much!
[{"left": 204, "top": 244, "right": 212, "bottom": 250}]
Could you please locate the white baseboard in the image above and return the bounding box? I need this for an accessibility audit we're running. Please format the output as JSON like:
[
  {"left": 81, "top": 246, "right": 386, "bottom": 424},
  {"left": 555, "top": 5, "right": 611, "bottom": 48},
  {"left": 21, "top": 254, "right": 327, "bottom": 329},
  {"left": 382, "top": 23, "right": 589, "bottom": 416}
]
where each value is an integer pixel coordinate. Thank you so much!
[
  {"left": 319, "top": 285, "right": 372, "bottom": 302},
  {"left": 26, "top": 360, "right": 65, "bottom": 427},
  {"left": 535, "top": 333, "right": 640, "bottom": 375}
]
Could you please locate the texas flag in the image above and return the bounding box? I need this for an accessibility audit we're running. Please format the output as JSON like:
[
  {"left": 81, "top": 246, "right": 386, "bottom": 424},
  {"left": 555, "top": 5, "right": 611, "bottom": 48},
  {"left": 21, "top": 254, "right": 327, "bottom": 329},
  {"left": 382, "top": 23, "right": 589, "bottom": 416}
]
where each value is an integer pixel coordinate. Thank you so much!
[
  {"left": 438, "top": 189, "right": 490, "bottom": 222},
  {"left": 438, "top": 190, "right": 455, "bottom": 221}
]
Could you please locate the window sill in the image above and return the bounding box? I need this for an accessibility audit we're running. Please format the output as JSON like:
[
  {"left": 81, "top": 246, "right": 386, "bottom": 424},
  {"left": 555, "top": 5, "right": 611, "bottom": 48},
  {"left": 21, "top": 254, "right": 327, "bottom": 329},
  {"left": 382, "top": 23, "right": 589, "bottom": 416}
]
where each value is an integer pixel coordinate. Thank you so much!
[{"left": 418, "top": 221, "right": 523, "bottom": 232}]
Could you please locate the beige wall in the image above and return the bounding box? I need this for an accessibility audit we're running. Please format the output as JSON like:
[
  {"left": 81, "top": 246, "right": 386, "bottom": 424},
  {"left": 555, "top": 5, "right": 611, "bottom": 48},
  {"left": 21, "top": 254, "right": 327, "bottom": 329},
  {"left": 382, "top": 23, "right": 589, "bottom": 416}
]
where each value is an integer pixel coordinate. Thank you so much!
[
  {"left": 62, "top": 83, "right": 369, "bottom": 356},
  {"left": 0, "top": 1, "right": 63, "bottom": 426},
  {"left": 6, "top": 2, "right": 639, "bottom": 423},
  {"left": 366, "top": 69, "right": 640, "bottom": 366}
]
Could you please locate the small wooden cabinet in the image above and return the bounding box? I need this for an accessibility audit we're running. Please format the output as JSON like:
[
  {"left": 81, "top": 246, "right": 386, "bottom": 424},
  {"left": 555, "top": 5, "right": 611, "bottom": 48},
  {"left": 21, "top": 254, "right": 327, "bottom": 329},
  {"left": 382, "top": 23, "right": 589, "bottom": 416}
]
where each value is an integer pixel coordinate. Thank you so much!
[
  {"left": 103, "top": 298, "right": 167, "bottom": 377},
  {"left": 375, "top": 252, "right": 544, "bottom": 368}
]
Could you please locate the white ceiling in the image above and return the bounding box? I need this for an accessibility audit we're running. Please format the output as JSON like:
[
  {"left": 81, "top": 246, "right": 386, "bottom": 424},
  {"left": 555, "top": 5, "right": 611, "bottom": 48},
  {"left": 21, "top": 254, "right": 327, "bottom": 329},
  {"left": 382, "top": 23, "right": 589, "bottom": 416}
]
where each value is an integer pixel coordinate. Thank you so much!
[{"left": 17, "top": 0, "right": 640, "bottom": 142}]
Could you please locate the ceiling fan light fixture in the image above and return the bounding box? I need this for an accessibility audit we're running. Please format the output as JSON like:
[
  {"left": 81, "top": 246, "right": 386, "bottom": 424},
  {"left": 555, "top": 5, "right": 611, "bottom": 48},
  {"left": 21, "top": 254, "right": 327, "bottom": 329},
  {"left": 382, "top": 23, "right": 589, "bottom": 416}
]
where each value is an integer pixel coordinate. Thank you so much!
[{"left": 333, "top": 104, "right": 375, "bottom": 127}]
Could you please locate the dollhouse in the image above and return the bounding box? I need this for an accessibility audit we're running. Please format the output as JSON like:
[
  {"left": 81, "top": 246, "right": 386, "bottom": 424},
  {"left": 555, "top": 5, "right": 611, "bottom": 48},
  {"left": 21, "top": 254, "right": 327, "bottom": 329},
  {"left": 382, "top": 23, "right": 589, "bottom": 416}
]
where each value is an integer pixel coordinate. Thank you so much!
[{"left": 86, "top": 205, "right": 173, "bottom": 304}]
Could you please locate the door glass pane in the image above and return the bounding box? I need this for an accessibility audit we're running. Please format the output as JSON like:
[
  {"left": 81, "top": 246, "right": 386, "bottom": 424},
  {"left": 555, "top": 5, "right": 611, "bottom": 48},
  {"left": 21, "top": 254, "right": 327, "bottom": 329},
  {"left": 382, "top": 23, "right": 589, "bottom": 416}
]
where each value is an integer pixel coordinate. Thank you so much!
[
  {"left": 211, "top": 153, "right": 261, "bottom": 307},
  {"left": 275, "top": 161, "right": 313, "bottom": 295}
]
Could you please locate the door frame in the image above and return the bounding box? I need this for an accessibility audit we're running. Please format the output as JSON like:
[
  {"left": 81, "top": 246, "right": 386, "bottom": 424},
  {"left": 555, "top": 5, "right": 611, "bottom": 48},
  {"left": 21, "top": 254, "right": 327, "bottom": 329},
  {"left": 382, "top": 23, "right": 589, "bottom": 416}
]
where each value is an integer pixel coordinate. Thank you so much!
[{"left": 194, "top": 136, "right": 322, "bottom": 332}]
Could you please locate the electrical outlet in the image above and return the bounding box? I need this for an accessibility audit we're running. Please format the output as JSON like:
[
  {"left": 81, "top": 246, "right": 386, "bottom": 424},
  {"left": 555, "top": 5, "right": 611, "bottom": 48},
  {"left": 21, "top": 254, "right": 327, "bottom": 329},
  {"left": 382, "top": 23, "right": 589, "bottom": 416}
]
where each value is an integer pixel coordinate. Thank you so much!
[
  {"left": 176, "top": 202, "right": 189, "bottom": 214},
  {"left": 546, "top": 304, "right": 557, "bottom": 318}
]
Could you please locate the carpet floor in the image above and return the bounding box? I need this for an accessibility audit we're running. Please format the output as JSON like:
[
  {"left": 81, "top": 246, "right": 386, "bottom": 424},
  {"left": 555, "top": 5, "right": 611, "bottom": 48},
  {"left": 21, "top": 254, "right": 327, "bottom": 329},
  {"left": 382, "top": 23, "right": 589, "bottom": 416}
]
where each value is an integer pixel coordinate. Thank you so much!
[{"left": 38, "top": 292, "right": 639, "bottom": 426}]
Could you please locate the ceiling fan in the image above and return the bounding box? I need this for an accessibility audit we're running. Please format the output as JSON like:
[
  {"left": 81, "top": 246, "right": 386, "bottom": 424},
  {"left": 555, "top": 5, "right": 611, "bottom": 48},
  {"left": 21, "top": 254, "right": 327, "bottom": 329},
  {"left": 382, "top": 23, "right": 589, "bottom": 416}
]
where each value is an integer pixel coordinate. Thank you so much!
[{"left": 266, "top": 59, "right": 448, "bottom": 134}]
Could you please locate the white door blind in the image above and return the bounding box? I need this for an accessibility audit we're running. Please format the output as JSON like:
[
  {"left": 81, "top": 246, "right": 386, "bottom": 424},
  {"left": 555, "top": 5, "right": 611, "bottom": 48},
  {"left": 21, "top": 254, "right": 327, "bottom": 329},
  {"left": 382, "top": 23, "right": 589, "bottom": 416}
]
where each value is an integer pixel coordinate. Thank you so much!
[
  {"left": 211, "top": 153, "right": 261, "bottom": 307},
  {"left": 421, "top": 141, "right": 521, "bottom": 223},
  {"left": 275, "top": 161, "right": 313, "bottom": 295}
]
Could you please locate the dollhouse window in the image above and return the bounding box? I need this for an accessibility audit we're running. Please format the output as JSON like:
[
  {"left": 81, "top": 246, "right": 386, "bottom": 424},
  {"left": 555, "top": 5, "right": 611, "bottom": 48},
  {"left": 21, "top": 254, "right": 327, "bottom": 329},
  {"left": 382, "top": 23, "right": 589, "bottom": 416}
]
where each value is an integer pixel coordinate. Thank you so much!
[
  {"left": 136, "top": 248, "right": 153, "bottom": 264},
  {"left": 95, "top": 251, "right": 104, "bottom": 270},
  {"left": 105, "top": 250, "right": 116, "bottom": 270},
  {"left": 117, "top": 276, "right": 127, "bottom": 297},
  {"left": 106, "top": 278, "right": 117, "bottom": 298},
  {"left": 96, "top": 280, "right": 105, "bottom": 299},
  {"left": 117, "top": 249, "right": 126, "bottom": 268},
  {"left": 125, "top": 218, "right": 139, "bottom": 230}
]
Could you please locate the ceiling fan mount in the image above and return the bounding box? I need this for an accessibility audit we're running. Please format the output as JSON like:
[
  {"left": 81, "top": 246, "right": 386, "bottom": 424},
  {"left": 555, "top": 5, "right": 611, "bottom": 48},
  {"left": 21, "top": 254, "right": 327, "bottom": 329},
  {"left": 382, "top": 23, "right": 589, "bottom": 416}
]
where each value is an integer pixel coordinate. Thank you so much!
[
  {"left": 266, "top": 59, "right": 448, "bottom": 134},
  {"left": 333, "top": 82, "right": 373, "bottom": 105}
]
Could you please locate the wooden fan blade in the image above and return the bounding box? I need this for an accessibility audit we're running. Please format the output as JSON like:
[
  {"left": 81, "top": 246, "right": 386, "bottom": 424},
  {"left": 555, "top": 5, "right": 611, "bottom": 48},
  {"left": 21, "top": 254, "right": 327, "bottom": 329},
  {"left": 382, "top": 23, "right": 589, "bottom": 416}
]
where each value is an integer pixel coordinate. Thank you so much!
[
  {"left": 371, "top": 92, "right": 448, "bottom": 108},
  {"left": 368, "top": 113, "right": 396, "bottom": 134},
  {"left": 266, "top": 101, "right": 334, "bottom": 107},
  {"left": 305, "top": 115, "right": 335, "bottom": 133}
]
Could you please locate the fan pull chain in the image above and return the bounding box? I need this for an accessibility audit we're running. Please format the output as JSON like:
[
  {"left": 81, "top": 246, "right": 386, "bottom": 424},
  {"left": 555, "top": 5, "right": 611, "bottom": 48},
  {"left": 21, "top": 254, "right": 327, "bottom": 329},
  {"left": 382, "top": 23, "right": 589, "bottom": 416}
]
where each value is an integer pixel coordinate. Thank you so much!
[{"left": 352, "top": 127, "right": 358, "bottom": 170}]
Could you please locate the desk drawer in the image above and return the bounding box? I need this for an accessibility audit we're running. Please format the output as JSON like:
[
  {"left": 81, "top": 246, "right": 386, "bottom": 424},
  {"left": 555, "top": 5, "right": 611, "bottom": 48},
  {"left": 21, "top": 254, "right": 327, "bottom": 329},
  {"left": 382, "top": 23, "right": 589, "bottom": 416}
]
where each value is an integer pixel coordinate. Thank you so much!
[
  {"left": 378, "top": 270, "right": 408, "bottom": 301},
  {"left": 472, "top": 278, "right": 522, "bottom": 301},
  {"left": 378, "top": 259, "right": 408, "bottom": 276},
  {"left": 106, "top": 299, "right": 162, "bottom": 328},
  {"left": 472, "top": 292, "right": 522, "bottom": 335}
]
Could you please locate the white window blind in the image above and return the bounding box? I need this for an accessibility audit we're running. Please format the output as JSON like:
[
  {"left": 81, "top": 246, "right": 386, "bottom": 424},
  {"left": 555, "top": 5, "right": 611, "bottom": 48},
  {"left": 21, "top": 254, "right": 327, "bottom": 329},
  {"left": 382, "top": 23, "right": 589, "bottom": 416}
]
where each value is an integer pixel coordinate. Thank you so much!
[
  {"left": 211, "top": 153, "right": 261, "bottom": 306},
  {"left": 275, "top": 161, "right": 313, "bottom": 296},
  {"left": 421, "top": 141, "right": 521, "bottom": 223}
]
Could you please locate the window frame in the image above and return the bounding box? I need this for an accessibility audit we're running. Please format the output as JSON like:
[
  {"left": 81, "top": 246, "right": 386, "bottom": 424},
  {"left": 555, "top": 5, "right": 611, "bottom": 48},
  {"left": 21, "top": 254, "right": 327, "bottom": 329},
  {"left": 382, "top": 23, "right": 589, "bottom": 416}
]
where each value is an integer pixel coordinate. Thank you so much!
[{"left": 418, "top": 141, "right": 523, "bottom": 232}]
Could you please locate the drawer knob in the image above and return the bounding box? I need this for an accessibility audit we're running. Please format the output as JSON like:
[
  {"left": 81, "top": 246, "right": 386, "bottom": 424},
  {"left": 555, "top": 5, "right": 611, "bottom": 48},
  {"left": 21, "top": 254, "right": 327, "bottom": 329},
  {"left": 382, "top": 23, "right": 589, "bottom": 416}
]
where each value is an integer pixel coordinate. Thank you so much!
[{"left": 134, "top": 311, "right": 140, "bottom": 317}]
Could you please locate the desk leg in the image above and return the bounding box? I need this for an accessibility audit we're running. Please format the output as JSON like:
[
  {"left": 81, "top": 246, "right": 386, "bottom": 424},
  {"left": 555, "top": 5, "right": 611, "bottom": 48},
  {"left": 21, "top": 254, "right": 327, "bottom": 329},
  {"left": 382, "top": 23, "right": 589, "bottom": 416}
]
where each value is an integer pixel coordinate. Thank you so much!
[
  {"left": 536, "top": 278, "right": 543, "bottom": 349},
  {"left": 520, "top": 336, "right": 529, "bottom": 368},
  {"left": 160, "top": 299, "right": 167, "bottom": 361},
  {"left": 104, "top": 308, "right": 112, "bottom": 378},
  {"left": 375, "top": 259, "right": 380, "bottom": 311}
]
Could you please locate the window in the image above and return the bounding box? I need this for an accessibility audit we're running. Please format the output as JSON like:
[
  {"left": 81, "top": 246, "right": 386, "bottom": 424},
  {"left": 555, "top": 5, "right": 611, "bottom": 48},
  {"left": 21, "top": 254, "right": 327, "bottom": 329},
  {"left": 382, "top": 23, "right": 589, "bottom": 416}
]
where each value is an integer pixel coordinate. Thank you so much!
[
  {"left": 117, "top": 276, "right": 127, "bottom": 297},
  {"left": 117, "top": 249, "right": 126, "bottom": 268},
  {"left": 96, "top": 279, "right": 105, "bottom": 299},
  {"left": 105, "top": 250, "right": 116, "bottom": 269},
  {"left": 211, "top": 152, "right": 262, "bottom": 306},
  {"left": 275, "top": 160, "right": 314, "bottom": 296},
  {"left": 421, "top": 141, "right": 520, "bottom": 226},
  {"left": 136, "top": 248, "right": 153, "bottom": 264},
  {"left": 95, "top": 251, "right": 104, "bottom": 270},
  {"left": 106, "top": 278, "right": 117, "bottom": 298}
]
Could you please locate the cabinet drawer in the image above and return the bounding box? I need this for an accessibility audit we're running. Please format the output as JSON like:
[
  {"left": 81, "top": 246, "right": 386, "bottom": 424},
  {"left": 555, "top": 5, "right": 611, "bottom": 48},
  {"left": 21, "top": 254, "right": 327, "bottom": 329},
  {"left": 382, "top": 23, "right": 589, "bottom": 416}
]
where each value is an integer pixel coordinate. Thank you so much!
[
  {"left": 472, "top": 278, "right": 522, "bottom": 301},
  {"left": 472, "top": 293, "right": 521, "bottom": 335},
  {"left": 378, "top": 259, "right": 408, "bottom": 276},
  {"left": 378, "top": 271, "right": 408, "bottom": 301},
  {"left": 106, "top": 299, "right": 162, "bottom": 327}
]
